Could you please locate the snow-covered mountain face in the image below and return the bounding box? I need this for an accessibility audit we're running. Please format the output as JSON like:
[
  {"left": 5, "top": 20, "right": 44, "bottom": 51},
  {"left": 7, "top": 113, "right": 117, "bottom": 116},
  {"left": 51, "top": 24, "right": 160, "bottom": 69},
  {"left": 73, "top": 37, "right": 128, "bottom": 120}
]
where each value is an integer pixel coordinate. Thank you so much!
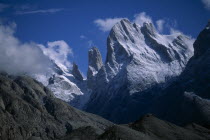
[
  {"left": 105, "top": 19, "right": 193, "bottom": 94},
  {"left": 85, "top": 19, "right": 194, "bottom": 123},
  {"left": 32, "top": 57, "right": 90, "bottom": 109}
]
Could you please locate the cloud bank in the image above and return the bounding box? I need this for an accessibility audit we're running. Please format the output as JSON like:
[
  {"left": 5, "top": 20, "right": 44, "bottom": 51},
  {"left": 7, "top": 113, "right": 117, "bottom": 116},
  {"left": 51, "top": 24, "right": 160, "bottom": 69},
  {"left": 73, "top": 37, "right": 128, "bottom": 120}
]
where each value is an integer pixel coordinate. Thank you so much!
[
  {"left": 156, "top": 19, "right": 165, "bottom": 32},
  {"left": 133, "top": 12, "right": 153, "bottom": 26},
  {"left": 0, "top": 21, "right": 73, "bottom": 75},
  {"left": 94, "top": 18, "right": 123, "bottom": 32},
  {"left": 201, "top": 0, "right": 210, "bottom": 10},
  {"left": 0, "top": 22, "right": 51, "bottom": 75},
  {"left": 39, "top": 40, "right": 73, "bottom": 68}
]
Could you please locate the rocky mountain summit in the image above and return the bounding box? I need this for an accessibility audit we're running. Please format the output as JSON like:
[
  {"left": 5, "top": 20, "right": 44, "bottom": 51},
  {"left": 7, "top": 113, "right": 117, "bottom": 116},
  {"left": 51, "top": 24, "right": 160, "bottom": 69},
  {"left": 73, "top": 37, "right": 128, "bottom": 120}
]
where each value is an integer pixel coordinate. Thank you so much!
[
  {"left": 0, "top": 73, "right": 209, "bottom": 140},
  {"left": 84, "top": 19, "right": 194, "bottom": 123},
  {"left": 87, "top": 47, "right": 103, "bottom": 89},
  {"left": 34, "top": 19, "right": 194, "bottom": 116}
]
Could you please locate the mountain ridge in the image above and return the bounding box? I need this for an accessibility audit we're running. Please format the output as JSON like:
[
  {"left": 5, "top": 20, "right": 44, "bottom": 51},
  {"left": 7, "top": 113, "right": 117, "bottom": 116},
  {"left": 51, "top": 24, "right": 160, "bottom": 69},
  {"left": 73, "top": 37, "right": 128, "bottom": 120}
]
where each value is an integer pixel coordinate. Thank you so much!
[{"left": 84, "top": 19, "right": 194, "bottom": 123}]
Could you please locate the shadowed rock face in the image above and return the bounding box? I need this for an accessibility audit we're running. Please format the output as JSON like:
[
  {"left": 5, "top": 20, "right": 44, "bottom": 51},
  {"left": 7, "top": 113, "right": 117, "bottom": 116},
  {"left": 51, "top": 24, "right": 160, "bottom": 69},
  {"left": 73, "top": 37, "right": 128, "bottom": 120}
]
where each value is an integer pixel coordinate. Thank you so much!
[
  {"left": 0, "top": 73, "right": 112, "bottom": 140},
  {"left": 72, "top": 62, "right": 83, "bottom": 81},
  {"left": 193, "top": 22, "right": 210, "bottom": 58},
  {"left": 88, "top": 47, "right": 103, "bottom": 73},
  {"left": 87, "top": 47, "right": 103, "bottom": 89},
  {"left": 147, "top": 22, "right": 210, "bottom": 126}
]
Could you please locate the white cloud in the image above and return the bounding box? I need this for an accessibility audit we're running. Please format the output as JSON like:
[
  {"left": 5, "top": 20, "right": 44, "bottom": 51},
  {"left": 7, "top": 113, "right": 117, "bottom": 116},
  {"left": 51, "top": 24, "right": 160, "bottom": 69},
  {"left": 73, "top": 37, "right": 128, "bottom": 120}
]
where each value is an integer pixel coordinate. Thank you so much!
[
  {"left": 169, "top": 28, "right": 184, "bottom": 35},
  {"left": 40, "top": 40, "right": 73, "bottom": 68},
  {"left": 0, "top": 22, "right": 51, "bottom": 75},
  {"left": 79, "top": 35, "right": 95, "bottom": 48},
  {"left": 133, "top": 12, "right": 153, "bottom": 26},
  {"left": 94, "top": 18, "right": 123, "bottom": 32},
  {"left": 201, "top": 0, "right": 210, "bottom": 10},
  {"left": 94, "top": 12, "right": 153, "bottom": 32},
  {"left": 15, "top": 8, "right": 64, "bottom": 15},
  {"left": 0, "top": 21, "right": 73, "bottom": 75},
  {"left": 156, "top": 19, "right": 165, "bottom": 32}
]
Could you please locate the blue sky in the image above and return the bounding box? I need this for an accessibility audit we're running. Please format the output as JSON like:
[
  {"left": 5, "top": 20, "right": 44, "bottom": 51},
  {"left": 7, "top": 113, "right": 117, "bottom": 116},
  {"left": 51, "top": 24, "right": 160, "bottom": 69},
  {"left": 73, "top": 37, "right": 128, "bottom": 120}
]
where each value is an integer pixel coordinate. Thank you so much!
[{"left": 0, "top": 0, "right": 209, "bottom": 75}]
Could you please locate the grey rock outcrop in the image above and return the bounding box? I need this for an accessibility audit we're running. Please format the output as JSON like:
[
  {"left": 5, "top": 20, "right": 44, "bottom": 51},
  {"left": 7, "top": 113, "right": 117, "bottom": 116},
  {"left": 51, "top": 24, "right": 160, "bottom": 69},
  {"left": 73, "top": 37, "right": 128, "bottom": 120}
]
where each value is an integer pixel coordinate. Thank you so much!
[
  {"left": 88, "top": 47, "right": 103, "bottom": 73},
  {"left": 87, "top": 47, "right": 103, "bottom": 89},
  {"left": 72, "top": 62, "right": 83, "bottom": 81},
  {"left": 98, "top": 114, "right": 210, "bottom": 140}
]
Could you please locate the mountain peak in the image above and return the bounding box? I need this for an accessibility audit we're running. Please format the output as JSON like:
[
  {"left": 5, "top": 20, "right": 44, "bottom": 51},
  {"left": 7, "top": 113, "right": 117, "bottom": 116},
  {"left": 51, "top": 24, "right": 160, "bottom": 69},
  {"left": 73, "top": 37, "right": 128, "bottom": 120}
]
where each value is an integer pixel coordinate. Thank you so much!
[
  {"left": 72, "top": 62, "right": 83, "bottom": 81},
  {"left": 106, "top": 19, "right": 137, "bottom": 65},
  {"left": 88, "top": 47, "right": 103, "bottom": 72},
  {"left": 208, "top": 19, "right": 210, "bottom": 26},
  {"left": 194, "top": 21, "right": 210, "bottom": 57},
  {"left": 111, "top": 19, "right": 133, "bottom": 32},
  {"left": 141, "top": 22, "right": 156, "bottom": 36},
  {"left": 205, "top": 20, "right": 210, "bottom": 30},
  {"left": 87, "top": 47, "right": 103, "bottom": 79},
  {"left": 87, "top": 47, "right": 103, "bottom": 89},
  {"left": 120, "top": 18, "right": 130, "bottom": 24}
]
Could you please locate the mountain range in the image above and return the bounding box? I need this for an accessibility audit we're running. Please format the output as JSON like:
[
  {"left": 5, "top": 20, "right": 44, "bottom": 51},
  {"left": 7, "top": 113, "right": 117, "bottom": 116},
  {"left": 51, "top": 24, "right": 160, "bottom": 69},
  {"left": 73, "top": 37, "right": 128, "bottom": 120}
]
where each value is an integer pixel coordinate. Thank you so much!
[
  {"left": 0, "top": 19, "right": 210, "bottom": 139},
  {"left": 33, "top": 19, "right": 203, "bottom": 124}
]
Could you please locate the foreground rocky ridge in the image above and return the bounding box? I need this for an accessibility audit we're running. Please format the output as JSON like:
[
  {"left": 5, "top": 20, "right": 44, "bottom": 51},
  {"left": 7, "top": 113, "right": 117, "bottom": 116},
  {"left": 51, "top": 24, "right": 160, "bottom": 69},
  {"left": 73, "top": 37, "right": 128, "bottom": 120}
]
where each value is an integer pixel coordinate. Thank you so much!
[
  {"left": 0, "top": 73, "right": 209, "bottom": 140},
  {"left": 0, "top": 73, "right": 112, "bottom": 140},
  {"left": 99, "top": 114, "right": 210, "bottom": 140},
  {"left": 63, "top": 114, "right": 210, "bottom": 140}
]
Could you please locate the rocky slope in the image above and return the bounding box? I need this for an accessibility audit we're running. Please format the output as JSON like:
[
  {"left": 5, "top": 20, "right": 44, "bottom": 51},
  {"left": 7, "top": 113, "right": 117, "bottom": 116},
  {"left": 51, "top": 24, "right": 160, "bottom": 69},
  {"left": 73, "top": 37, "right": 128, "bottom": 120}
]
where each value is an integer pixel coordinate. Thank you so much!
[
  {"left": 85, "top": 19, "right": 194, "bottom": 123},
  {"left": 98, "top": 114, "right": 210, "bottom": 140},
  {"left": 0, "top": 72, "right": 209, "bottom": 140},
  {"left": 0, "top": 73, "right": 112, "bottom": 140}
]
